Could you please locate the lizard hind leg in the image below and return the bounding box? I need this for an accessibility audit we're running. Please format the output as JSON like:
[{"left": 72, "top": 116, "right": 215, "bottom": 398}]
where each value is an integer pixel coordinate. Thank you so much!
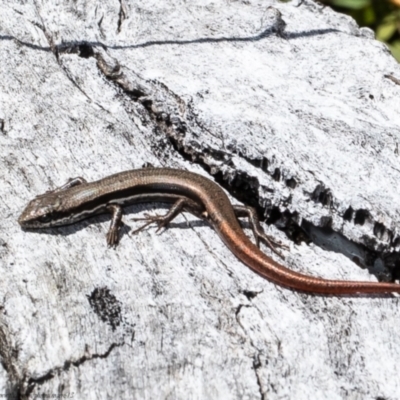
[
  {"left": 233, "top": 205, "right": 288, "bottom": 258},
  {"left": 129, "top": 197, "right": 203, "bottom": 236}
]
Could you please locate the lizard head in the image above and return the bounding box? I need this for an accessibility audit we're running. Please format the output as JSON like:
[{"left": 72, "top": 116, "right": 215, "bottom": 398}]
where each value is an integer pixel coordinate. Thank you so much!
[{"left": 18, "top": 193, "right": 64, "bottom": 228}]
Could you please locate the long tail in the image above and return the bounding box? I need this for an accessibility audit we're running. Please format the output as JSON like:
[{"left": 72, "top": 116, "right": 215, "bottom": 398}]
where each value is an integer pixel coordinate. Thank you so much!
[{"left": 219, "top": 221, "right": 400, "bottom": 294}]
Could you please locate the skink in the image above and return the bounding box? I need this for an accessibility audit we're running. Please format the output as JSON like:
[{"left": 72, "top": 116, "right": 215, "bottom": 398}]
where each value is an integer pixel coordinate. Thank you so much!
[{"left": 18, "top": 168, "right": 400, "bottom": 294}]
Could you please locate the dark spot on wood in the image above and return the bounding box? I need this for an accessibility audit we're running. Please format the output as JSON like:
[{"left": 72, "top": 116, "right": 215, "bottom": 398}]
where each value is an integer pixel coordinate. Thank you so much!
[
  {"left": 259, "top": 157, "right": 269, "bottom": 172},
  {"left": 343, "top": 206, "right": 353, "bottom": 221},
  {"left": 285, "top": 177, "right": 296, "bottom": 188},
  {"left": 78, "top": 43, "right": 94, "bottom": 58},
  {"left": 284, "top": 211, "right": 310, "bottom": 245},
  {"left": 241, "top": 156, "right": 269, "bottom": 173},
  {"left": 87, "top": 287, "right": 122, "bottom": 331},
  {"left": 266, "top": 206, "right": 281, "bottom": 224},
  {"left": 373, "top": 222, "right": 386, "bottom": 240},
  {"left": 243, "top": 290, "right": 259, "bottom": 300},
  {"left": 354, "top": 209, "right": 369, "bottom": 225},
  {"left": 126, "top": 88, "right": 147, "bottom": 100},
  {"left": 272, "top": 168, "right": 281, "bottom": 182},
  {"left": 312, "top": 184, "right": 333, "bottom": 207}
]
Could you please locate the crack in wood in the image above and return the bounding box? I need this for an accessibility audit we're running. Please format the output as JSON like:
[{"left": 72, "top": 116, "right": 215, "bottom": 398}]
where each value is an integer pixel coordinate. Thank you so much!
[
  {"left": 117, "top": 0, "right": 128, "bottom": 34},
  {"left": 19, "top": 342, "right": 124, "bottom": 399},
  {"left": 88, "top": 47, "right": 400, "bottom": 281}
]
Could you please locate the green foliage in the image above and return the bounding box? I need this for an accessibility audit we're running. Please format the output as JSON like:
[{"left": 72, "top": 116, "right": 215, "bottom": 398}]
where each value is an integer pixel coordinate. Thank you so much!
[
  {"left": 332, "top": 0, "right": 370, "bottom": 9},
  {"left": 323, "top": 0, "right": 400, "bottom": 62}
]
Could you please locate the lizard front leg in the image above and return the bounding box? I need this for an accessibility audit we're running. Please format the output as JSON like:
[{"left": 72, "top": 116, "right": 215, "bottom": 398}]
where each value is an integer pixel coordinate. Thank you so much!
[{"left": 106, "top": 204, "right": 123, "bottom": 247}]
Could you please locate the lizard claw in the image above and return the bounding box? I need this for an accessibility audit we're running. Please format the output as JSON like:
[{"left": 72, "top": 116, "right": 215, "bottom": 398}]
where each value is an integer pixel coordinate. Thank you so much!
[
  {"left": 107, "top": 228, "right": 119, "bottom": 247},
  {"left": 129, "top": 213, "right": 168, "bottom": 235}
]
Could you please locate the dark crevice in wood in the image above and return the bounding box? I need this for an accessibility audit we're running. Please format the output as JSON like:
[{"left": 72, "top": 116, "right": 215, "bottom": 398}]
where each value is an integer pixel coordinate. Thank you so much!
[{"left": 90, "top": 47, "right": 400, "bottom": 279}]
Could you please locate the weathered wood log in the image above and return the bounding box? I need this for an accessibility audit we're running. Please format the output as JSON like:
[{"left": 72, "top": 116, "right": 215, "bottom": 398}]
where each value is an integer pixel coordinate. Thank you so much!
[{"left": 1, "top": 0, "right": 400, "bottom": 398}]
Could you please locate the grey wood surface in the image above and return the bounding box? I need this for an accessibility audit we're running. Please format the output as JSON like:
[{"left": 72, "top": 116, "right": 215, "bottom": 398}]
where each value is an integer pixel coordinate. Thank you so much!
[{"left": 1, "top": 0, "right": 400, "bottom": 399}]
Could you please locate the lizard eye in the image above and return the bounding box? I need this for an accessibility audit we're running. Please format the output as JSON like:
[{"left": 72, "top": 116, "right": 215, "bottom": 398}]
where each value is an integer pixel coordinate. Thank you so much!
[{"left": 39, "top": 215, "right": 52, "bottom": 223}]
